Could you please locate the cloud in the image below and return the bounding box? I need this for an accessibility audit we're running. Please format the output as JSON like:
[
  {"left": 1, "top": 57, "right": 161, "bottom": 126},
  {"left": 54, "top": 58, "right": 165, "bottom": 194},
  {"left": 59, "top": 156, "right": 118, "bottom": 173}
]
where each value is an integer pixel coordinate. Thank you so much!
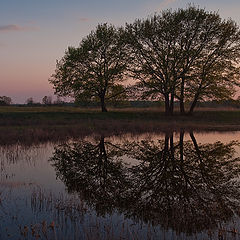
[
  {"left": 0, "top": 24, "right": 37, "bottom": 32},
  {"left": 158, "top": 0, "right": 177, "bottom": 10},
  {"left": 79, "top": 17, "right": 90, "bottom": 22}
]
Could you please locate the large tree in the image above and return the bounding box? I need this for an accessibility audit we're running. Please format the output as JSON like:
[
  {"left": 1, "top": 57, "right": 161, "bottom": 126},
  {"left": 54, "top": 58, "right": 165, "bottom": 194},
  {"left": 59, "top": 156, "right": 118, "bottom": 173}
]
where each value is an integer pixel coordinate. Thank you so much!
[
  {"left": 126, "top": 6, "right": 240, "bottom": 115},
  {"left": 49, "top": 23, "right": 128, "bottom": 112}
]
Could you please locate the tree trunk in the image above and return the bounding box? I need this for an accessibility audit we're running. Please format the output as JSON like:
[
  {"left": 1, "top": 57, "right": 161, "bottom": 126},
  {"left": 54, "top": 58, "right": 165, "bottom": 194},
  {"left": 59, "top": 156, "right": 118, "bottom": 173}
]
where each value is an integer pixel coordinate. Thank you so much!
[
  {"left": 179, "top": 77, "right": 185, "bottom": 115},
  {"left": 100, "top": 96, "right": 107, "bottom": 112},
  {"left": 99, "top": 136, "right": 107, "bottom": 162},
  {"left": 98, "top": 136, "right": 108, "bottom": 185},
  {"left": 189, "top": 131, "right": 202, "bottom": 162},
  {"left": 188, "top": 91, "right": 200, "bottom": 115},
  {"left": 169, "top": 92, "right": 174, "bottom": 115},
  {"left": 170, "top": 133, "right": 174, "bottom": 161},
  {"left": 164, "top": 94, "right": 170, "bottom": 115},
  {"left": 164, "top": 133, "right": 170, "bottom": 153},
  {"left": 179, "top": 130, "right": 184, "bottom": 163},
  {"left": 188, "top": 82, "right": 202, "bottom": 115}
]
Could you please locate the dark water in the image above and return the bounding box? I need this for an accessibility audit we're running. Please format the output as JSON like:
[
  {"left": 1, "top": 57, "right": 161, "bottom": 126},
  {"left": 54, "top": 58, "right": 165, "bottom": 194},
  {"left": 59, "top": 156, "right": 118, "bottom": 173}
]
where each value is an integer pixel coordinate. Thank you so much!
[{"left": 1, "top": 131, "right": 240, "bottom": 240}]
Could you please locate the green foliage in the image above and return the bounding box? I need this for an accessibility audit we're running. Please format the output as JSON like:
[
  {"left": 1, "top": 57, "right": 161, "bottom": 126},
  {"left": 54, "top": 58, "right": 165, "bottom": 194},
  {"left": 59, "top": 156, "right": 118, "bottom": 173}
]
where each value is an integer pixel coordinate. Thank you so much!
[
  {"left": 49, "top": 23, "right": 128, "bottom": 112},
  {"left": 49, "top": 6, "right": 240, "bottom": 114},
  {"left": 126, "top": 6, "right": 240, "bottom": 114}
]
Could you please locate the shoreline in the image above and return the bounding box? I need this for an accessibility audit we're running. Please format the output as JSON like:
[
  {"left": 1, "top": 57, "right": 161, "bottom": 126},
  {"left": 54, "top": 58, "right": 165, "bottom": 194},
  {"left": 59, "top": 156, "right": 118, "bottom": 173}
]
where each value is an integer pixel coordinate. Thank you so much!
[{"left": 1, "top": 106, "right": 240, "bottom": 145}]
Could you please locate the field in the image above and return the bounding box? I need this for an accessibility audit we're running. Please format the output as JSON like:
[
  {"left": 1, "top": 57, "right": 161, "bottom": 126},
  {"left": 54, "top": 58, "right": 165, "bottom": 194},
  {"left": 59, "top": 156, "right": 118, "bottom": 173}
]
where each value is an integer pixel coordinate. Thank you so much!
[{"left": 0, "top": 106, "right": 240, "bottom": 145}]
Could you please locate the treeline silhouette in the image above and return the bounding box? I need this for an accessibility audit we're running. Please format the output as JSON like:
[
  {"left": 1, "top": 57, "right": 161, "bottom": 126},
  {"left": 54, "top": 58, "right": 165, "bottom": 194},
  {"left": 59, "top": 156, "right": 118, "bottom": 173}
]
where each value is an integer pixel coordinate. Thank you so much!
[
  {"left": 49, "top": 6, "right": 240, "bottom": 115},
  {"left": 10, "top": 99, "right": 240, "bottom": 109}
]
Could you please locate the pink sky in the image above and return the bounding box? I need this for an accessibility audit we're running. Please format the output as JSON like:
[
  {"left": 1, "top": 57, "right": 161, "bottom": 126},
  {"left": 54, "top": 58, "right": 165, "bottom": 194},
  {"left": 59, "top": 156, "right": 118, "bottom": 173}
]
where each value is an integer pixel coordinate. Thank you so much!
[{"left": 1, "top": 0, "right": 240, "bottom": 103}]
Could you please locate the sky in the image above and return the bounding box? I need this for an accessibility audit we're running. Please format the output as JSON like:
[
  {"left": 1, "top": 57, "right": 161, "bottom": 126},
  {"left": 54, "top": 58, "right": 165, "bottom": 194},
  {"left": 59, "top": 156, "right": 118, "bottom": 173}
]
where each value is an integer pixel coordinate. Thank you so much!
[{"left": 1, "top": 0, "right": 240, "bottom": 103}]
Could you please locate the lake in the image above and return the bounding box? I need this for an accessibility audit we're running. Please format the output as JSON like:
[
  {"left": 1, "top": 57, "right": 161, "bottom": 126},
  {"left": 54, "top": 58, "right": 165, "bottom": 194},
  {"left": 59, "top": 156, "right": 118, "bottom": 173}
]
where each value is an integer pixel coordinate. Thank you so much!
[{"left": 1, "top": 131, "right": 240, "bottom": 240}]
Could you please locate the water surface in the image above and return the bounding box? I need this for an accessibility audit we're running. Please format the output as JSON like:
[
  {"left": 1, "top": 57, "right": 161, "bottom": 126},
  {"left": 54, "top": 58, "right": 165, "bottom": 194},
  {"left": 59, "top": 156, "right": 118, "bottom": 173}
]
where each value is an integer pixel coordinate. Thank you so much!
[{"left": 1, "top": 131, "right": 240, "bottom": 240}]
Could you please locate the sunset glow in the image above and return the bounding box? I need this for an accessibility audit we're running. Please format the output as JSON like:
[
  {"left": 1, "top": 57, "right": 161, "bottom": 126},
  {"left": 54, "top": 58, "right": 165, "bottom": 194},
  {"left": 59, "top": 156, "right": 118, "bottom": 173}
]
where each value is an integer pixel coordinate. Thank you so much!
[{"left": 1, "top": 0, "right": 240, "bottom": 103}]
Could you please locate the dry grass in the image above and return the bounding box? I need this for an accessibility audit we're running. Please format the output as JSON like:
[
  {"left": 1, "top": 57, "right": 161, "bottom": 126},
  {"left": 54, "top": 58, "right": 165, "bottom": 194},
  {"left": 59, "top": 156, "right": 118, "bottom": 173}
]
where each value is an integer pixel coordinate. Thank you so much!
[
  {"left": 0, "top": 106, "right": 240, "bottom": 145},
  {"left": 0, "top": 105, "right": 239, "bottom": 113}
]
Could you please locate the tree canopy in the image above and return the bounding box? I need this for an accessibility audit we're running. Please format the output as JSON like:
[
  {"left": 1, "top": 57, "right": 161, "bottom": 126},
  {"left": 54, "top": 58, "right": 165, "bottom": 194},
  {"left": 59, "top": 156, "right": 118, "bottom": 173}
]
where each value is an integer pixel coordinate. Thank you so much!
[
  {"left": 42, "top": 95, "right": 52, "bottom": 105},
  {"left": 126, "top": 6, "right": 240, "bottom": 115},
  {"left": 49, "top": 23, "right": 128, "bottom": 112},
  {"left": 50, "top": 6, "right": 240, "bottom": 115},
  {"left": 0, "top": 96, "right": 12, "bottom": 106}
]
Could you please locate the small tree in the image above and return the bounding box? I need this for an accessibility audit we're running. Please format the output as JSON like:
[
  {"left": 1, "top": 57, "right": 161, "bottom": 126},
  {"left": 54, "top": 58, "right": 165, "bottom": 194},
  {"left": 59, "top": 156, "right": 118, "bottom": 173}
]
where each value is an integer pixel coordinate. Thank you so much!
[
  {"left": 53, "top": 96, "right": 64, "bottom": 105},
  {"left": 26, "top": 97, "right": 34, "bottom": 105},
  {"left": 49, "top": 23, "right": 128, "bottom": 112},
  {"left": 0, "top": 96, "right": 12, "bottom": 105},
  {"left": 42, "top": 96, "right": 52, "bottom": 105}
]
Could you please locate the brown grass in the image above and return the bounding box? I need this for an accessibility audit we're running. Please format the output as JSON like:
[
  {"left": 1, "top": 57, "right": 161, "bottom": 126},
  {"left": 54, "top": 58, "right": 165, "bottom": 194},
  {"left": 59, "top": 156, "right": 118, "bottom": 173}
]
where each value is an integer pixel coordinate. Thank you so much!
[{"left": 0, "top": 106, "right": 240, "bottom": 145}]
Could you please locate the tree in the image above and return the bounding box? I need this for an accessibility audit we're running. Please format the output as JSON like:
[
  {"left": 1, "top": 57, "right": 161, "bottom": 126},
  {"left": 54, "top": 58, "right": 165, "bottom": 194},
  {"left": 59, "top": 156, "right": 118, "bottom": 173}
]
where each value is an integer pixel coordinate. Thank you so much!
[
  {"left": 50, "top": 136, "right": 129, "bottom": 214},
  {"left": 0, "top": 96, "right": 12, "bottom": 105},
  {"left": 26, "top": 97, "right": 34, "bottom": 105},
  {"left": 126, "top": 6, "right": 240, "bottom": 115},
  {"left": 53, "top": 96, "right": 64, "bottom": 105},
  {"left": 49, "top": 23, "right": 128, "bottom": 112},
  {"left": 42, "top": 96, "right": 52, "bottom": 105},
  {"left": 182, "top": 11, "right": 240, "bottom": 115}
]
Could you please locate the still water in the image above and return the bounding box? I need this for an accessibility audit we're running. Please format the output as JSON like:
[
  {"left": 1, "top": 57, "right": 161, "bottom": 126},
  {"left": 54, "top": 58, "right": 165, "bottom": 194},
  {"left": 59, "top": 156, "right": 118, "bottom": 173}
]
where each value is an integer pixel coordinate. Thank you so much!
[{"left": 1, "top": 131, "right": 240, "bottom": 240}]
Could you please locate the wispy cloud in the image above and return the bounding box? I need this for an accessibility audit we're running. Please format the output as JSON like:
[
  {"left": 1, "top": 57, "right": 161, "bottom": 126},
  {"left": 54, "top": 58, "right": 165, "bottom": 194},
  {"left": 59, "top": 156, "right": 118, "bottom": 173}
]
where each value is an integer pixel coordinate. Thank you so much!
[
  {"left": 158, "top": 0, "right": 177, "bottom": 10},
  {"left": 0, "top": 24, "right": 37, "bottom": 32},
  {"left": 79, "top": 17, "right": 90, "bottom": 22}
]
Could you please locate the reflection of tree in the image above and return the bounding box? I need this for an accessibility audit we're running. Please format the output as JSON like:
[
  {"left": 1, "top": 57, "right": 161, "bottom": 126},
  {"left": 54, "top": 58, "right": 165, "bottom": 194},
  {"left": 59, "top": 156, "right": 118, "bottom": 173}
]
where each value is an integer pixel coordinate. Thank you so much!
[
  {"left": 51, "top": 136, "right": 129, "bottom": 215},
  {"left": 126, "top": 132, "right": 240, "bottom": 233},
  {"left": 50, "top": 133, "right": 240, "bottom": 234}
]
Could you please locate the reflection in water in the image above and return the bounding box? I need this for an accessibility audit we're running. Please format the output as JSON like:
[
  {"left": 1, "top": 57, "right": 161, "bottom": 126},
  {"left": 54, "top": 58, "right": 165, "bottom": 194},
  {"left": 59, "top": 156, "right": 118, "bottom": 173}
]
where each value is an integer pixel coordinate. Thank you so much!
[
  {"left": 50, "top": 132, "right": 240, "bottom": 235},
  {"left": 51, "top": 137, "right": 130, "bottom": 215},
  {"left": 125, "top": 131, "right": 240, "bottom": 234}
]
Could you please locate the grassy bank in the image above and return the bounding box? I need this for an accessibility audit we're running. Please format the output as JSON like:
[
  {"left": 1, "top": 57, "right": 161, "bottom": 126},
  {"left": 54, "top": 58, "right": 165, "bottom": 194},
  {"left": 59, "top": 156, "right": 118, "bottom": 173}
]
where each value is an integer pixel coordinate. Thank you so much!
[
  {"left": 1, "top": 106, "right": 240, "bottom": 127},
  {"left": 0, "top": 106, "right": 240, "bottom": 145}
]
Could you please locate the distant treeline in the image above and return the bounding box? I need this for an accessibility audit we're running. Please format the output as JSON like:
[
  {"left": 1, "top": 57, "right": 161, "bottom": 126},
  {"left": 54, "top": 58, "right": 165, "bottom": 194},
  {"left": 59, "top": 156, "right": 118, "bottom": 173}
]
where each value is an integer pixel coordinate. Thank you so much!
[
  {"left": 9, "top": 100, "right": 240, "bottom": 109},
  {"left": 73, "top": 100, "right": 240, "bottom": 109}
]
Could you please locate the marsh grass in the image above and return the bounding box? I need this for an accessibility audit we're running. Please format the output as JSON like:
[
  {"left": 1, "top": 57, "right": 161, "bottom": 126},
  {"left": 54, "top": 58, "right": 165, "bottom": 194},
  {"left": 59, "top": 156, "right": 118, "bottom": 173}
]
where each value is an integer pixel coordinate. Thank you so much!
[
  {"left": 1, "top": 106, "right": 240, "bottom": 124},
  {"left": 0, "top": 106, "right": 240, "bottom": 145},
  {"left": 2, "top": 187, "right": 240, "bottom": 240},
  {"left": 0, "top": 186, "right": 164, "bottom": 240},
  {"left": 0, "top": 118, "right": 239, "bottom": 146}
]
